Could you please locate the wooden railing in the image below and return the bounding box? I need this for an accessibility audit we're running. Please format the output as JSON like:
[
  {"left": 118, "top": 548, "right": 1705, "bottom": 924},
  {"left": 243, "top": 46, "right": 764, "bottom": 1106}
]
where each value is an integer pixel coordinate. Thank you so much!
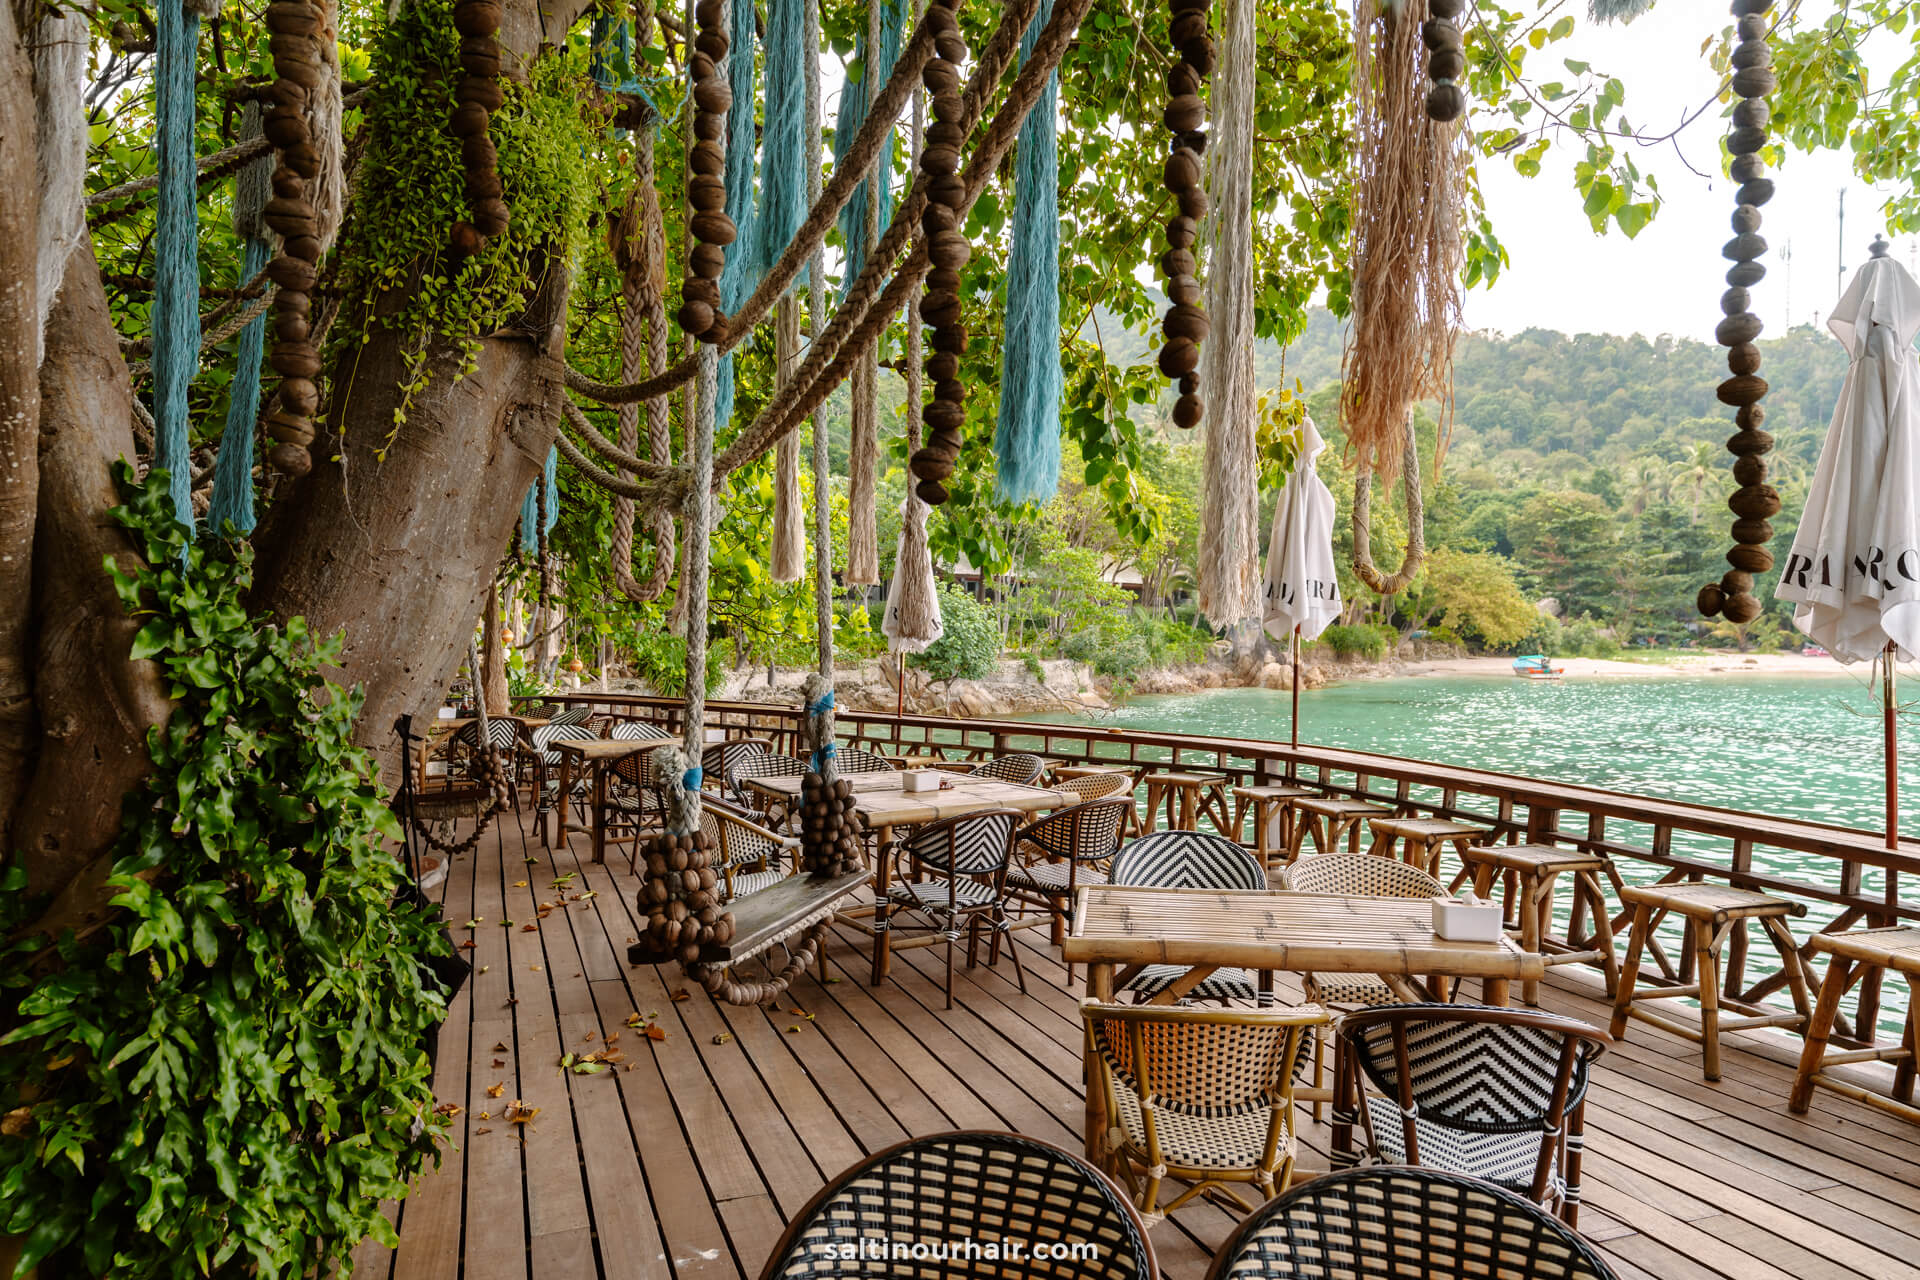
[{"left": 521, "top": 691, "right": 1919, "bottom": 1039}]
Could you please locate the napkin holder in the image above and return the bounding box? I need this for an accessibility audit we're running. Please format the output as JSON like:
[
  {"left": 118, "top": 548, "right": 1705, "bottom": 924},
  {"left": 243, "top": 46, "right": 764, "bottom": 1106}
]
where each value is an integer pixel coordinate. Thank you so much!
[
  {"left": 1431, "top": 890, "right": 1504, "bottom": 943},
  {"left": 902, "top": 770, "right": 941, "bottom": 794},
  {"left": 436, "top": 706, "right": 457, "bottom": 720}
]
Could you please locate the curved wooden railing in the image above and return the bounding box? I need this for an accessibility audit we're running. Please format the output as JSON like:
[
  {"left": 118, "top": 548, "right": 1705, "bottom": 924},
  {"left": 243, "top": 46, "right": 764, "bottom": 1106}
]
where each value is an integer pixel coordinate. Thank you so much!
[{"left": 520, "top": 691, "right": 1918, "bottom": 1039}]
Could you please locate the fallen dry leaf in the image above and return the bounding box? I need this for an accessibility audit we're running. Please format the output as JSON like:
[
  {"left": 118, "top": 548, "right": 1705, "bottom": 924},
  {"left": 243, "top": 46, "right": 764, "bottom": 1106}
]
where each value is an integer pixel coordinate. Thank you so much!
[
  {"left": 433, "top": 1102, "right": 463, "bottom": 1118},
  {"left": 458, "top": 940, "right": 478, "bottom": 950},
  {"left": 711, "top": 1032, "right": 732, "bottom": 1046},
  {"left": 477, "top": 1111, "right": 491, "bottom": 1120},
  {"left": 486, "top": 1083, "right": 505, "bottom": 1098},
  {"left": 643, "top": 1024, "right": 667, "bottom": 1042},
  {"left": 491, "top": 1058, "right": 506, "bottom": 1068},
  {"left": 505, "top": 1101, "right": 540, "bottom": 1125},
  {"left": 670, "top": 989, "right": 691, "bottom": 1003},
  {"left": 521, "top": 925, "right": 538, "bottom": 933},
  {"left": 582, "top": 1031, "right": 597, "bottom": 1042},
  {"left": 491, "top": 1042, "right": 509, "bottom": 1053},
  {"left": 475, "top": 1127, "right": 493, "bottom": 1135},
  {"left": 786, "top": 1026, "right": 801, "bottom": 1034},
  {"left": 1, "top": 1106, "right": 32, "bottom": 1137},
  {"left": 513, "top": 880, "right": 528, "bottom": 888},
  {"left": 529, "top": 965, "right": 543, "bottom": 973}
]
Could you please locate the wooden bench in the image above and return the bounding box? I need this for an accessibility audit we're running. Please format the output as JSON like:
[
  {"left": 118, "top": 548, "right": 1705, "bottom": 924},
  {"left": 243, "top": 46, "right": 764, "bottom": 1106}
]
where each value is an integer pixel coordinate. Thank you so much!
[
  {"left": 1287, "top": 795, "right": 1394, "bottom": 861},
  {"left": 1789, "top": 926, "right": 1920, "bottom": 1122},
  {"left": 1366, "top": 816, "right": 1488, "bottom": 879},
  {"left": 627, "top": 869, "right": 870, "bottom": 971},
  {"left": 1609, "top": 881, "right": 1812, "bottom": 1081}
]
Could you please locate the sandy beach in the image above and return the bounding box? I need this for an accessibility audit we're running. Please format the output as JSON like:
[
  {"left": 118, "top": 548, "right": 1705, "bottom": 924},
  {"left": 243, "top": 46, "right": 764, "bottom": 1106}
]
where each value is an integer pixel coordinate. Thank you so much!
[{"left": 1399, "top": 652, "right": 1868, "bottom": 678}]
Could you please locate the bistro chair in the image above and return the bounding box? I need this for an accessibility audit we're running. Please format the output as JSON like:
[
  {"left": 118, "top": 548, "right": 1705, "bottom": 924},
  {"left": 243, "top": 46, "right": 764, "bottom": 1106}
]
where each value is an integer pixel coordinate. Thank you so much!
[
  {"left": 520, "top": 700, "right": 563, "bottom": 719},
  {"left": 449, "top": 717, "right": 524, "bottom": 805},
  {"left": 1205, "top": 1166, "right": 1619, "bottom": 1280},
  {"left": 700, "top": 736, "right": 772, "bottom": 799},
  {"left": 609, "top": 719, "right": 671, "bottom": 741},
  {"left": 1108, "top": 830, "right": 1268, "bottom": 1004},
  {"left": 607, "top": 746, "right": 670, "bottom": 867},
  {"left": 837, "top": 745, "right": 900, "bottom": 774},
  {"left": 546, "top": 705, "right": 595, "bottom": 727},
  {"left": 1005, "top": 798, "right": 1133, "bottom": 966},
  {"left": 1052, "top": 770, "right": 1134, "bottom": 806},
  {"left": 528, "top": 722, "right": 597, "bottom": 841},
  {"left": 877, "top": 808, "right": 1026, "bottom": 1008},
  {"left": 702, "top": 796, "right": 799, "bottom": 901},
  {"left": 729, "top": 750, "right": 810, "bottom": 824},
  {"left": 1083, "top": 1001, "right": 1328, "bottom": 1218},
  {"left": 969, "top": 752, "right": 1046, "bottom": 785},
  {"left": 757, "top": 1131, "right": 1155, "bottom": 1280},
  {"left": 1280, "top": 854, "right": 1445, "bottom": 1007},
  {"left": 1335, "top": 1004, "right": 1610, "bottom": 1225}
]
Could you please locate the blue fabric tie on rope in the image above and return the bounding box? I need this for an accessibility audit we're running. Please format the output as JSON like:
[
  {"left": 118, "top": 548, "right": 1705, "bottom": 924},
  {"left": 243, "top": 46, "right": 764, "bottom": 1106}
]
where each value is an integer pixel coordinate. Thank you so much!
[
  {"left": 208, "top": 237, "right": 270, "bottom": 535},
  {"left": 682, "top": 767, "right": 704, "bottom": 791},
  {"left": 153, "top": 0, "right": 203, "bottom": 537},
  {"left": 518, "top": 445, "right": 558, "bottom": 553},
  {"left": 713, "top": 0, "right": 761, "bottom": 431},
  {"left": 757, "top": 0, "right": 808, "bottom": 290},
  {"left": 993, "top": 0, "right": 1063, "bottom": 505},
  {"left": 807, "top": 689, "right": 837, "bottom": 772},
  {"left": 832, "top": 0, "right": 909, "bottom": 297}
]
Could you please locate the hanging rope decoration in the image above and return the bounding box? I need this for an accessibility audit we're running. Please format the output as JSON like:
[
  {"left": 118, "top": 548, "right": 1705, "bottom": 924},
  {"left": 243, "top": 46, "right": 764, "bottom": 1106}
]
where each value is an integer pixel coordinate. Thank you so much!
[
  {"left": 448, "top": 0, "right": 511, "bottom": 258},
  {"left": 637, "top": 746, "right": 729, "bottom": 960},
  {"left": 905, "top": 0, "right": 973, "bottom": 505},
  {"left": 1155, "top": 0, "right": 1213, "bottom": 432},
  {"left": 1697, "top": 0, "right": 1779, "bottom": 625},
  {"left": 681, "top": 0, "right": 737, "bottom": 343},
  {"left": 258, "top": 0, "right": 332, "bottom": 476},
  {"left": 1422, "top": 0, "right": 1466, "bottom": 122},
  {"left": 797, "top": 674, "right": 865, "bottom": 877}
]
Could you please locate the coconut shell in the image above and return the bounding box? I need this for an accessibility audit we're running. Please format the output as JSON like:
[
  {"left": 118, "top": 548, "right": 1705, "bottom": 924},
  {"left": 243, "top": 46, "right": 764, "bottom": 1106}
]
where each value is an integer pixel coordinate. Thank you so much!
[
  {"left": 273, "top": 312, "right": 310, "bottom": 344},
  {"left": 1430, "top": 0, "right": 1465, "bottom": 14},
  {"left": 1165, "top": 215, "right": 1198, "bottom": 250},
  {"left": 683, "top": 276, "right": 720, "bottom": 307},
  {"left": 690, "top": 211, "right": 737, "bottom": 245},
  {"left": 1736, "top": 178, "right": 1775, "bottom": 209},
  {"left": 926, "top": 267, "right": 962, "bottom": 294},
  {"left": 1161, "top": 248, "right": 1196, "bottom": 279},
  {"left": 1728, "top": 420, "right": 1771, "bottom": 449},
  {"left": 266, "top": 255, "right": 317, "bottom": 291},
  {"left": 694, "top": 0, "right": 723, "bottom": 25},
  {"left": 1727, "top": 544, "right": 1775, "bottom": 574},
  {"left": 1731, "top": 153, "right": 1766, "bottom": 183},
  {"left": 921, "top": 201, "right": 957, "bottom": 236},
  {"left": 1731, "top": 66, "right": 1776, "bottom": 98},
  {"left": 1421, "top": 18, "right": 1462, "bottom": 51},
  {"left": 268, "top": 442, "right": 313, "bottom": 476},
  {"left": 695, "top": 30, "right": 728, "bottom": 59},
  {"left": 1720, "top": 287, "right": 1751, "bottom": 317},
  {"left": 465, "top": 170, "right": 504, "bottom": 202},
  {"left": 1169, "top": 11, "right": 1208, "bottom": 48},
  {"left": 930, "top": 326, "right": 968, "bottom": 354},
  {"left": 460, "top": 50, "right": 501, "bottom": 78},
  {"left": 1172, "top": 393, "right": 1204, "bottom": 430},
  {"left": 694, "top": 79, "right": 732, "bottom": 114},
  {"left": 931, "top": 88, "right": 964, "bottom": 121},
  {"left": 1696, "top": 582, "right": 1724, "bottom": 617},
  {"left": 274, "top": 289, "right": 311, "bottom": 318},
  {"left": 929, "top": 230, "right": 971, "bottom": 270},
  {"left": 284, "top": 234, "right": 322, "bottom": 263},
  {"left": 265, "top": 1, "right": 320, "bottom": 35},
  {"left": 271, "top": 343, "right": 322, "bottom": 379},
  {"left": 1728, "top": 484, "right": 1781, "bottom": 520},
  {"left": 1166, "top": 275, "right": 1202, "bottom": 308},
  {"left": 1731, "top": 517, "right": 1774, "bottom": 545},
  {"left": 450, "top": 103, "right": 491, "bottom": 137},
  {"left": 277, "top": 377, "right": 319, "bottom": 416},
  {"left": 1726, "top": 126, "right": 1767, "bottom": 156},
  {"left": 1428, "top": 47, "right": 1466, "bottom": 81},
  {"left": 1721, "top": 591, "right": 1762, "bottom": 624},
  {"left": 923, "top": 399, "right": 965, "bottom": 432},
  {"left": 927, "top": 352, "right": 959, "bottom": 382},
  {"left": 1177, "top": 185, "right": 1209, "bottom": 221},
  {"left": 1163, "top": 148, "right": 1201, "bottom": 192},
  {"left": 1731, "top": 204, "right": 1763, "bottom": 235},
  {"left": 1725, "top": 260, "right": 1766, "bottom": 288},
  {"left": 276, "top": 58, "right": 323, "bottom": 92},
  {"left": 1426, "top": 82, "right": 1466, "bottom": 122},
  {"left": 1730, "top": 39, "right": 1771, "bottom": 70},
  {"left": 678, "top": 299, "right": 715, "bottom": 335},
  {"left": 1158, "top": 337, "right": 1198, "bottom": 378},
  {"left": 1722, "top": 231, "right": 1767, "bottom": 262},
  {"left": 922, "top": 58, "right": 960, "bottom": 97},
  {"left": 1735, "top": 13, "right": 1768, "bottom": 42},
  {"left": 690, "top": 241, "right": 727, "bottom": 279},
  {"left": 919, "top": 292, "right": 961, "bottom": 328},
  {"left": 462, "top": 136, "right": 499, "bottom": 171},
  {"left": 1715, "top": 371, "right": 1768, "bottom": 405},
  {"left": 1162, "top": 303, "right": 1209, "bottom": 344},
  {"left": 1166, "top": 62, "right": 1201, "bottom": 98},
  {"left": 1164, "top": 94, "right": 1204, "bottom": 134},
  {"left": 265, "top": 408, "right": 313, "bottom": 442},
  {"left": 263, "top": 108, "right": 310, "bottom": 150},
  {"left": 920, "top": 143, "right": 960, "bottom": 177},
  {"left": 453, "top": 0, "right": 502, "bottom": 37},
  {"left": 688, "top": 140, "right": 724, "bottom": 176},
  {"left": 688, "top": 181, "right": 726, "bottom": 214},
  {"left": 934, "top": 33, "right": 968, "bottom": 63},
  {"left": 264, "top": 211, "right": 317, "bottom": 241},
  {"left": 925, "top": 173, "right": 965, "bottom": 209},
  {"left": 472, "top": 200, "right": 510, "bottom": 236},
  {"left": 932, "top": 379, "right": 964, "bottom": 404},
  {"left": 1732, "top": 96, "right": 1770, "bottom": 130},
  {"left": 693, "top": 111, "right": 724, "bottom": 143},
  {"left": 1727, "top": 342, "right": 1761, "bottom": 376}
]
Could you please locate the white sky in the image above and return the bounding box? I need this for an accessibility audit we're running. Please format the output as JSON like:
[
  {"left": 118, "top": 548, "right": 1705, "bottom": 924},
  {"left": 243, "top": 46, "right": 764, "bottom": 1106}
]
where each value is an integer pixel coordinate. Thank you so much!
[{"left": 1462, "top": 0, "right": 1915, "bottom": 343}]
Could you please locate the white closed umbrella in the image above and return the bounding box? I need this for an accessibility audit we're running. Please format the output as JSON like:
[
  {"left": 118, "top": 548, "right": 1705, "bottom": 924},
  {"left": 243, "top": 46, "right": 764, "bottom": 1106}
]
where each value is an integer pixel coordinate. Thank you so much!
[
  {"left": 1776, "top": 240, "right": 1920, "bottom": 851},
  {"left": 1777, "top": 248, "right": 1920, "bottom": 661},
  {"left": 1262, "top": 415, "right": 1342, "bottom": 746}
]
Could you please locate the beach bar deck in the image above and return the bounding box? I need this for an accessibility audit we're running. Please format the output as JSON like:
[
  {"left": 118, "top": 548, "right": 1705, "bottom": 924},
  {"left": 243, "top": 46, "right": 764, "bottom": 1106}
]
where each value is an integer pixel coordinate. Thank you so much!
[{"left": 359, "top": 703, "right": 1920, "bottom": 1280}]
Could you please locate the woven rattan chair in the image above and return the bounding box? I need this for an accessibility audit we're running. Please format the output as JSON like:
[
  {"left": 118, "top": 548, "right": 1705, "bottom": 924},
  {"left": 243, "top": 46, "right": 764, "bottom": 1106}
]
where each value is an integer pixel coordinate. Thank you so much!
[
  {"left": 520, "top": 700, "right": 563, "bottom": 719},
  {"left": 1053, "top": 770, "right": 1134, "bottom": 805},
  {"left": 1336, "top": 1004, "right": 1610, "bottom": 1224},
  {"left": 837, "top": 745, "right": 900, "bottom": 774},
  {"left": 969, "top": 752, "right": 1046, "bottom": 785},
  {"left": 1205, "top": 1166, "right": 1619, "bottom": 1280},
  {"left": 609, "top": 719, "right": 671, "bottom": 741},
  {"left": 529, "top": 722, "right": 597, "bottom": 841},
  {"left": 1281, "top": 854, "right": 1444, "bottom": 1007},
  {"left": 1084, "top": 1001, "right": 1327, "bottom": 1218},
  {"left": 1006, "top": 798, "right": 1132, "bottom": 967},
  {"left": 546, "top": 705, "right": 595, "bottom": 727},
  {"left": 702, "top": 797, "right": 800, "bottom": 901},
  {"left": 879, "top": 808, "right": 1027, "bottom": 1008},
  {"left": 1109, "top": 831, "right": 1268, "bottom": 1004},
  {"left": 449, "top": 717, "right": 524, "bottom": 805},
  {"left": 606, "top": 745, "right": 670, "bottom": 868},
  {"left": 730, "top": 751, "right": 810, "bottom": 823},
  {"left": 700, "top": 736, "right": 772, "bottom": 798},
  {"left": 758, "top": 1131, "right": 1155, "bottom": 1280}
]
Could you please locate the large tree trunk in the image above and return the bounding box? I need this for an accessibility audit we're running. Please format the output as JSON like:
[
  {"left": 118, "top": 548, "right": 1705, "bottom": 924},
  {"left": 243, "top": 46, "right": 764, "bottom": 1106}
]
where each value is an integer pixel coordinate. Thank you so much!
[
  {"left": 0, "top": 0, "right": 42, "bottom": 855},
  {"left": 249, "top": 273, "right": 566, "bottom": 784},
  {"left": 13, "top": 250, "right": 174, "bottom": 896}
]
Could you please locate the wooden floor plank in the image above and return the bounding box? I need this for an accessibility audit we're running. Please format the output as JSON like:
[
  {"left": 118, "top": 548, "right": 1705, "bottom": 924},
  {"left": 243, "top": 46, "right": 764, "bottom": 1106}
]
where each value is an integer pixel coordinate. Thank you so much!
[{"left": 380, "top": 806, "right": 1920, "bottom": 1280}]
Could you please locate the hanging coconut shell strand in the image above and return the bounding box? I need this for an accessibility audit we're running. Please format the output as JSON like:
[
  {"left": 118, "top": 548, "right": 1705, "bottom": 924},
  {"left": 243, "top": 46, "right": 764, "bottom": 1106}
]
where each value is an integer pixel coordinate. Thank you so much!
[
  {"left": 259, "top": 0, "right": 330, "bottom": 476},
  {"left": 448, "top": 0, "right": 511, "bottom": 258},
  {"left": 1697, "top": 0, "right": 1778, "bottom": 626},
  {"left": 1157, "top": 0, "right": 1212, "bottom": 430},
  {"left": 796, "top": 674, "right": 864, "bottom": 879},
  {"left": 907, "top": 0, "right": 973, "bottom": 505},
  {"left": 1423, "top": 0, "right": 1466, "bottom": 122},
  {"left": 636, "top": 747, "right": 729, "bottom": 963},
  {"left": 681, "top": 0, "right": 736, "bottom": 344}
]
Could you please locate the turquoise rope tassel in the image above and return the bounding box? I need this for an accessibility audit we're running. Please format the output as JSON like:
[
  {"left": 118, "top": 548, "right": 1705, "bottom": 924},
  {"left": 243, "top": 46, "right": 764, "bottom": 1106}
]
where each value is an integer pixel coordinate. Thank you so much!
[
  {"left": 208, "top": 237, "right": 271, "bottom": 534},
  {"left": 992, "top": 0, "right": 1062, "bottom": 505},
  {"left": 153, "top": 0, "right": 203, "bottom": 537},
  {"left": 519, "top": 445, "right": 558, "bottom": 553},
  {"left": 831, "top": 0, "right": 908, "bottom": 297},
  {"left": 757, "top": 0, "right": 808, "bottom": 287}
]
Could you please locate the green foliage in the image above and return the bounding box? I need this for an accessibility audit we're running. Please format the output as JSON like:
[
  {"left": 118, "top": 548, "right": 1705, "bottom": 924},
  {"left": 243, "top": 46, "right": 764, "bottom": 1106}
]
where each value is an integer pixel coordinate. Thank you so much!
[
  {"left": 1407, "top": 547, "right": 1539, "bottom": 650},
  {"left": 909, "top": 585, "right": 998, "bottom": 684},
  {"left": 0, "top": 467, "right": 448, "bottom": 1278},
  {"left": 334, "top": 0, "right": 598, "bottom": 436},
  {"left": 1318, "top": 623, "right": 1390, "bottom": 661}
]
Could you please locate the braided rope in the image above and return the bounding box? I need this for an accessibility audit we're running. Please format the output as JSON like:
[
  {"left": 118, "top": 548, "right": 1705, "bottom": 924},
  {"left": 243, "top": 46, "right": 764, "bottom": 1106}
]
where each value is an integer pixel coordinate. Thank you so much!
[
  {"left": 554, "top": 425, "right": 686, "bottom": 504},
  {"left": 563, "top": 399, "right": 678, "bottom": 480},
  {"left": 805, "top": 0, "right": 834, "bottom": 680},
  {"left": 609, "top": 179, "right": 662, "bottom": 603}
]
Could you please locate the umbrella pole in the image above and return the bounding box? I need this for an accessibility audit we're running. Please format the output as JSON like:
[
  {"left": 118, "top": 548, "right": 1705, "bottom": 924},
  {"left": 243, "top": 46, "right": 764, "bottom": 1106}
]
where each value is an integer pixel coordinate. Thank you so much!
[
  {"left": 897, "top": 658, "right": 904, "bottom": 720},
  {"left": 1887, "top": 641, "right": 1899, "bottom": 851},
  {"left": 1291, "top": 626, "right": 1301, "bottom": 749}
]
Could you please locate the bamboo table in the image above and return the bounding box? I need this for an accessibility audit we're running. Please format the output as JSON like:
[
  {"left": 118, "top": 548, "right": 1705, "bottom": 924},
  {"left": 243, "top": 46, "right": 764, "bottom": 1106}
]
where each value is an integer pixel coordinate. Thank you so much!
[
  {"left": 745, "top": 771, "right": 1069, "bottom": 984},
  {"left": 417, "top": 714, "right": 548, "bottom": 790},
  {"left": 1063, "top": 884, "right": 1545, "bottom": 1161},
  {"left": 553, "top": 736, "right": 655, "bottom": 864}
]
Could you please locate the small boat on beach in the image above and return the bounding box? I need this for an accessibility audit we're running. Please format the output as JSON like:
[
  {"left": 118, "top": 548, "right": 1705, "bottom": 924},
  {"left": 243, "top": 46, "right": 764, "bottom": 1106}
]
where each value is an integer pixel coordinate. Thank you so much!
[{"left": 1512, "top": 654, "right": 1565, "bottom": 679}]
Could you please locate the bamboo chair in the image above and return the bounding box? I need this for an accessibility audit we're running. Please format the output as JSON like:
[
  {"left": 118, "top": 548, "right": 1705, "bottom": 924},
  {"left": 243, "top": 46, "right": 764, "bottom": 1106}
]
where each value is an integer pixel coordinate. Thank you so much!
[
  {"left": 969, "top": 752, "right": 1046, "bottom": 785},
  {"left": 1205, "top": 1166, "right": 1618, "bottom": 1280},
  {"left": 529, "top": 722, "right": 597, "bottom": 841},
  {"left": 702, "top": 797, "right": 800, "bottom": 901},
  {"left": 606, "top": 747, "right": 669, "bottom": 867},
  {"left": 836, "top": 745, "right": 900, "bottom": 774},
  {"left": 877, "top": 808, "right": 1028, "bottom": 1008},
  {"left": 1005, "top": 799, "right": 1133, "bottom": 970},
  {"left": 757, "top": 1131, "right": 1155, "bottom": 1280},
  {"left": 1108, "top": 831, "right": 1269, "bottom": 1004},
  {"left": 1053, "top": 770, "right": 1133, "bottom": 805},
  {"left": 1280, "top": 854, "right": 1445, "bottom": 1007},
  {"left": 1335, "top": 1004, "right": 1610, "bottom": 1225},
  {"left": 1083, "top": 1001, "right": 1328, "bottom": 1219},
  {"left": 729, "top": 751, "right": 809, "bottom": 824}
]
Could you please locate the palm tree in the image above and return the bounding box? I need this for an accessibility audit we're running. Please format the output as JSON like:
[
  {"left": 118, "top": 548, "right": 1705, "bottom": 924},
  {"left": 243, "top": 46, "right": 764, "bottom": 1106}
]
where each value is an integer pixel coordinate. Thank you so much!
[{"left": 1674, "top": 442, "right": 1719, "bottom": 523}]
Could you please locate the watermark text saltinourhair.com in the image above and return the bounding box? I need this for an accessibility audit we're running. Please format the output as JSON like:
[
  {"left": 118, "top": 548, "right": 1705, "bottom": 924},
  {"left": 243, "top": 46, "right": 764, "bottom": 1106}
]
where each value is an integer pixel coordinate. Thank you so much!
[{"left": 813, "top": 1235, "right": 1101, "bottom": 1264}]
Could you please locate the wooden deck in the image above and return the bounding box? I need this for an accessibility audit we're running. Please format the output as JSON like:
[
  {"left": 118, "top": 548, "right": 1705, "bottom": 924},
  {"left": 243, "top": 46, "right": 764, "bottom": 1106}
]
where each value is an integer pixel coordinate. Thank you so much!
[{"left": 350, "top": 804, "right": 1920, "bottom": 1280}]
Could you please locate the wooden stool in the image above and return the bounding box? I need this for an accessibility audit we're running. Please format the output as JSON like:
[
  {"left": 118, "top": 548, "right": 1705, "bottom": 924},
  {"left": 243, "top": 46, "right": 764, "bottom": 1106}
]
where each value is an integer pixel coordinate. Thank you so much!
[
  {"left": 1231, "top": 784, "right": 1314, "bottom": 871},
  {"left": 1367, "top": 817, "right": 1489, "bottom": 880},
  {"left": 1140, "top": 771, "right": 1232, "bottom": 835},
  {"left": 1286, "top": 796, "right": 1393, "bottom": 862},
  {"left": 1609, "top": 881, "right": 1812, "bottom": 1081},
  {"left": 1790, "top": 926, "right": 1920, "bottom": 1122},
  {"left": 1463, "top": 843, "right": 1620, "bottom": 1006}
]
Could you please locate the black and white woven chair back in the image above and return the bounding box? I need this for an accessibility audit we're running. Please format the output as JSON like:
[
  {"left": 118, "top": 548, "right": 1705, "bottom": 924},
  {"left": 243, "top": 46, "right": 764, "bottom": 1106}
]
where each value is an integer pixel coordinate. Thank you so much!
[
  {"left": 970, "top": 753, "right": 1045, "bottom": 785},
  {"left": 455, "top": 718, "right": 521, "bottom": 753},
  {"left": 1206, "top": 1166, "right": 1618, "bottom": 1280},
  {"left": 701, "top": 738, "right": 769, "bottom": 793},
  {"left": 1110, "top": 830, "right": 1265, "bottom": 890},
  {"left": 731, "top": 751, "right": 808, "bottom": 803},
  {"left": 758, "top": 1131, "right": 1155, "bottom": 1280},
  {"left": 531, "top": 722, "right": 596, "bottom": 763},
  {"left": 908, "top": 809, "right": 1020, "bottom": 878},
  {"left": 1345, "top": 1006, "right": 1602, "bottom": 1134},
  {"left": 1020, "top": 799, "right": 1131, "bottom": 863},
  {"left": 837, "top": 746, "right": 898, "bottom": 774},
  {"left": 522, "top": 701, "right": 563, "bottom": 719},
  {"left": 1088, "top": 1004, "right": 1304, "bottom": 1117},
  {"left": 547, "top": 706, "right": 595, "bottom": 727},
  {"left": 609, "top": 719, "right": 671, "bottom": 741}
]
